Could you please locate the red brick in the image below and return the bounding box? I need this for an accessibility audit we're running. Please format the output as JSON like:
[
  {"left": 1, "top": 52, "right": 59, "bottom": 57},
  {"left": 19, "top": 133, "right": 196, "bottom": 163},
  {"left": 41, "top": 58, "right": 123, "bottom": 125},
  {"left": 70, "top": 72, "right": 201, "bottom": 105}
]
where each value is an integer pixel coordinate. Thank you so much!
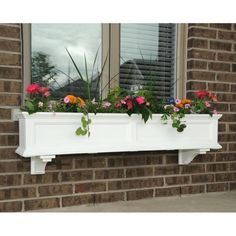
[
  {"left": 217, "top": 94, "right": 236, "bottom": 102},
  {"left": 207, "top": 183, "right": 228, "bottom": 192},
  {"left": 230, "top": 163, "right": 236, "bottom": 171},
  {"left": 216, "top": 153, "right": 236, "bottom": 162},
  {"left": 192, "top": 174, "right": 214, "bottom": 183},
  {"left": 165, "top": 153, "right": 178, "bottom": 164},
  {"left": 0, "top": 201, "right": 22, "bottom": 212},
  {"left": 95, "top": 169, "right": 124, "bottom": 179},
  {"left": 180, "top": 164, "right": 205, "bottom": 174},
  {"left": 0, "top": 94, "right": 21, "bottom": 106},
  {"left": 0, "top": 121, "right": 18, "bottom": 133},
  {"left": 219, "top": 133, "right": 236, "bottom": 142},
  {"left": 217, "top": 73, "right": 236, "bottom": 82},
  {"left": 231, "top": 84, "right": 236, "bottom": 92},
  {"left": 25, "top": 198, "right": 60, "bottom": 211},
  {"left": 75, "top": 156, "right": 106, "bottom": 169},
  {"left": 127, "top": 189, "right": 153, "bottom": 200},
  {"left": 0, "top": 39, "right": 21, "bottom": 52},
  {"left": 95, "top": 192, "right": 124, "bottom": 203},
  {"left": 229, "top": 144, "right": 236, "bottom": 152},
  {"left": 217, "top": 52, "right": 236, "bottom": 62},
  {"left": 187, "top": 60, "right": 207, "bottom": 70},
  {"left": 0, "top": 187, "right": 36, "bottom": 200},
  {"left": 218, "top": 31, "right": 236, "bottom": 41},
  {"left": 188, "top": 49, "right": 216, "bottom": 60},
  {"left": 46, "top": 157, "right": 73, "bottom": 170},
  {"left": 0, "top": 80, "right": 21, "bottom": 93},
  {"left": 208, "top": 62, "right": 230, "bottom": 72},
  {"left": 0, "top": 53, "right": 21, "bottom": 66},
  {"left": 188, "top": 38, "right": 208, "bottom": 49},
  {"left": 218, "top": 123, "right": 226, "bottom": 132},
  {"left": 0, "top": 25, "right": 20, "bottom": 38},
  {"left": 23, "top": 172, "right": 59, "bottom": 185},
  {"left": 0, "top": 148, "right": 19, "bottom": 160},
  {"left": 186, "top": 81, "right": 206, "bottom": 90},
  {"left": 220, "top": 114, "right": 236, "bottom": 122},
  {"left": 39, "top": 184, "right": 73, "bottom": 197},
  {"left": 232, "top": 64, "right": 236, "bottom": 72},
  {"left": 206, "top": 163, "right": 228, "bottom": 172},
  {"left": 187, "top": 71, "right": 215, "bottom": 81},
  {"left": 0, "top": 160, "right": 30, "bottom": 173},
  {"left": 230, "top": 104, "right": 236, "bottom": 112},
  {"left": 192, "top": 154, "right": 215, "bottom": 163},
  {"left": 188, "top": 24, "right": 209, "bottom": 28},
  {"left": 75, "top": 182, "right": 106, "bottom": 193},
  {"left": 208, "top": 83, "right": 230, "bottom": 92},
  {"left": 181, "top": 185, "right": 205, "bottom": 194},
  {"left": 155, "top": 187, "right": 180, "bottom": 197},
  {"left": 62, "top": 195, "right": 94, "bottom": 207},
  {"left": 155, "top": 165, "right": 179, "bottom": 175},
  {"left": 165, "top": 176, "right": 190, "bottom": 185},
  {"left": 0, "top": 67, "right": 21, "bottom": 80},
  {"left": 61, "top": 170, "right": 93, "bottom": 182},
  {"left": 229, "top": 124, "right": 236, "bottom": 132},
  {"left": 209, "top": 24, "right": 232, "bottom": 30},
  {"left": 126, "top": 167, "right": 153, "bottom": 178},
  {"left": 210, "top": 41, "right": 232, "bottom": 51},
  {"left": 108, "top": 178, "right": 164, "bottom": 190},
  {"left": 0, "top": 174, "right": 21, "bottom": 187},
  {"left": 215, "top": 173, "right": 236, "bottom": 182},
  {"left": 188, "top": 27, "right": 216, "bottom": 39},
  {"left": 0, "top": 135, "right": 19, "bottom": 146},
  {"left": 230, "top": 182, "right": 236, "bottom": 190}
]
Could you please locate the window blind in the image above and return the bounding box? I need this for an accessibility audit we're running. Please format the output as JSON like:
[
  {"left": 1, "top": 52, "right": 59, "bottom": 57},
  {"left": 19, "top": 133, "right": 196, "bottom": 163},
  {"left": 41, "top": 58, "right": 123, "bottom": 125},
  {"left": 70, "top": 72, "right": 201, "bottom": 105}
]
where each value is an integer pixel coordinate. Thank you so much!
[{"left": 120, "top": 23, "right": 177, "bottom": 99}]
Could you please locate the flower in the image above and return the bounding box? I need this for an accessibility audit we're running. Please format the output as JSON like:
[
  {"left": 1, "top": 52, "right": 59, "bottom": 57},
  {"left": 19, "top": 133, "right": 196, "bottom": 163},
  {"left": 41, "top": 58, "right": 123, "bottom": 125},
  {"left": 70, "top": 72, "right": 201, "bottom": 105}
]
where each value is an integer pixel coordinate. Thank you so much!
[
  {"left": 64, "top": 95, "right": 77, "bottom": 104},
  {"left": 43, "top": 91, "right": 51, "bottom": 97},
  {"left": 209, "top": 92, "right": 218, "bottom": 102},
  {"left": 195, "top": 90, "right": 209, "bottom": 99},
  {"left": 167, "top": 97, "right": 175, "bottom": 105},
  {"left": 175, "top": 98, "right": 181, "bottom": 104},
  {"left": 136, "top": 96, "right": 145, "bottom": 105},
  {"left": 38, "top": 102, "right": 43, "bottom": 108},
  {"left": 26, "top": 84, "right": 40, "bottom": 94},
  {"left": 205, "top": 101, "right": 211, "bottom": 107},
  {"left": 184, "top": 104, "right": 191, "bottom": 109},
  {"left": 39, "top": 86, "right": 51, "bottom": 97},
  {"left": 182, "top": 99, "right": 192, "bottom": 105},
  {"left": 102, "top": 101, "right": 111, "bottom": 108},
  {"left": 124, "top": 96, "right": 133, "bottom": 110},
  {"left": 213, "top": 109, "right": 218, "bottom": 114},
  {"left": 77, "top": 97, "right": 86, "bottom": 108},
  {"left": 173, "top": 107, "right": 179, "bottom": 112}
]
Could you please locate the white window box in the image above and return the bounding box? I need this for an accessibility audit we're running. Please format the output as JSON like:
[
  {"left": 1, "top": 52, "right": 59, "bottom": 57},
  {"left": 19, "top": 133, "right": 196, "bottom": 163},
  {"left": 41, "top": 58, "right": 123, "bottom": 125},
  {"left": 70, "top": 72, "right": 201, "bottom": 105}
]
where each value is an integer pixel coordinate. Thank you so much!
[{"left": 15, "top": 112, "right": 222, "bottom": 175}]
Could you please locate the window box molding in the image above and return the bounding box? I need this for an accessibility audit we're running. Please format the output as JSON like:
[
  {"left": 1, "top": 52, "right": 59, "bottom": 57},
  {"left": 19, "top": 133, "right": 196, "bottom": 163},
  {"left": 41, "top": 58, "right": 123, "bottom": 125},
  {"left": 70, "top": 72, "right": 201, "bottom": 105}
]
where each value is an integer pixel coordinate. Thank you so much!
[{"left": 15, "top": 112, "right": 222, "bottom": 175}]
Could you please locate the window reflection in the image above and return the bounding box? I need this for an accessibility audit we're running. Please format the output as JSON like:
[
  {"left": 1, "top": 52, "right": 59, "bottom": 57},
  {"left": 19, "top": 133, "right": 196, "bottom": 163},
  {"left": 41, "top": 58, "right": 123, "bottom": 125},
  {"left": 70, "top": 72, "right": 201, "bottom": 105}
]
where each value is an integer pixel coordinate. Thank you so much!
[{"left": 31, "top": 23, "right": 101, "bottom": 99}]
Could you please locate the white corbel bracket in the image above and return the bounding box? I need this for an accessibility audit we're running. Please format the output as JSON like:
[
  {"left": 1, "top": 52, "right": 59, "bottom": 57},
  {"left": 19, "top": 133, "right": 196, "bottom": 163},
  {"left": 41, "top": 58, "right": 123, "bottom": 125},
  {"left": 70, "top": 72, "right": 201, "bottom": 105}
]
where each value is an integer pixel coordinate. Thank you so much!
[
  {"left": 31, "top": 155, "right": 56, "bottom": 175},
  {"left": 178, "top": 149, "right": 210, "bottom": 165}
]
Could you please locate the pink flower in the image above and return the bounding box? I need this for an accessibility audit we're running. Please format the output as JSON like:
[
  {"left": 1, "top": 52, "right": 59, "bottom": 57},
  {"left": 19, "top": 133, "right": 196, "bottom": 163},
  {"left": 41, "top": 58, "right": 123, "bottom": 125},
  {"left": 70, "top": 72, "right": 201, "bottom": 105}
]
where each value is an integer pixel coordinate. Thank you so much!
[
  {"left": 175, "top": 98, "right": 181, "bottom": 104},
  {"left": 64, "top": 97, "right": 70, "bottom": 103},
  {"left": 205, "top": 101, "right": 211, "bottom": 107},
  {"left": 185, "top": 104, "right": 191, "bottom": 109},
  {"left": 173, "top": 107, "right": 179, "bottom": 112},
  {"left": 213, "top": 109, "right": 218, "bottom": 114},
  {"left": 43, "top": 91, "right": 51, "bottom": 97},
  {"left": 26, "top": 84, "right": 40, "bottom": 94},
  {"left": 102, "top": 101, "right": 111, "bottom": 108},
  {"left": 136, "top": 96, "right": 145, "bottom": 105}
]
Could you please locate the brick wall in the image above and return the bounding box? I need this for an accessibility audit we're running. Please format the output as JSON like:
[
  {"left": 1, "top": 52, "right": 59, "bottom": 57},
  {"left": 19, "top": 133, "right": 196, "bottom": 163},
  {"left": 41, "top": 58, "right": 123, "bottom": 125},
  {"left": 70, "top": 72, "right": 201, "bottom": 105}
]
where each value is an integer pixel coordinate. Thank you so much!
[{"left": 0, "top": 23, "right": 235, "bottom": 212}]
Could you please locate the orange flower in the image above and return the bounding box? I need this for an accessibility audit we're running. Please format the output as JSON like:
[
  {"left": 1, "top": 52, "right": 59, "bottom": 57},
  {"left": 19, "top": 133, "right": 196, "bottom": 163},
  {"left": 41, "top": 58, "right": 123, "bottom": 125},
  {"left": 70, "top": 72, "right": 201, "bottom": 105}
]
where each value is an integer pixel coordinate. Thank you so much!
[
  {"left": 181, "top": 99, "right": 192, "bottom": 105},
  {"left": 176, "top": 103, "right": 183, "bottom": 108},
  {"left": 64, "top": 95, "right": 77, "bottom": 104},
  {"left": 77, "top": 97, "right": 86, "bottom": 108}
]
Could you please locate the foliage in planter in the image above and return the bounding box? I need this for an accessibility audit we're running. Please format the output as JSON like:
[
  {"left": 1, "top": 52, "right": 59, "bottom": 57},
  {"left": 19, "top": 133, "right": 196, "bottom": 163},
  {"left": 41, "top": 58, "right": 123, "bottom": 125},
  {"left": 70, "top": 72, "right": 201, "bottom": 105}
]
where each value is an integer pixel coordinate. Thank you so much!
[{"left": 22, "top": 82, "right": 219, "bottom": 136}]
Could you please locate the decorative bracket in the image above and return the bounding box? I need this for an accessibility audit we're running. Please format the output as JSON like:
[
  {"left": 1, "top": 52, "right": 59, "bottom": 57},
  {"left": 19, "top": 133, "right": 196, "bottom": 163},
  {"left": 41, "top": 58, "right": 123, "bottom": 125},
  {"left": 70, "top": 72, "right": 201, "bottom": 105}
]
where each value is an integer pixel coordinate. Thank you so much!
[
  {"left": 31, "top": 155, "right": 56, "bottom": 175},
  {"left": 178, "top": 149, "right": 210, "bottom": 165}
]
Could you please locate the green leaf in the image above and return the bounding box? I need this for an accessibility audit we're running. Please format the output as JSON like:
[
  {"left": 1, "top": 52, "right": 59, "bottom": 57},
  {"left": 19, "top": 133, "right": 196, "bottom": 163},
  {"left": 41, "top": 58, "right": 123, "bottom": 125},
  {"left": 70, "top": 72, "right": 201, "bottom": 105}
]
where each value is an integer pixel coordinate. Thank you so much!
[{"left": 75, "top": 127, "right": 87, "bottom": 136}]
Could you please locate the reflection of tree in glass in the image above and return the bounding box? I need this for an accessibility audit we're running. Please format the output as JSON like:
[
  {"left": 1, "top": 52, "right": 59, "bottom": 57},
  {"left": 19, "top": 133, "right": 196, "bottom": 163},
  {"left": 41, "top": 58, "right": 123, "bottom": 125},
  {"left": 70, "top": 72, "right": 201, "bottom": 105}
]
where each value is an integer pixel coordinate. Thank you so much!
[{"left": 32, "top": 52, "right": 57, "bottom": 86}]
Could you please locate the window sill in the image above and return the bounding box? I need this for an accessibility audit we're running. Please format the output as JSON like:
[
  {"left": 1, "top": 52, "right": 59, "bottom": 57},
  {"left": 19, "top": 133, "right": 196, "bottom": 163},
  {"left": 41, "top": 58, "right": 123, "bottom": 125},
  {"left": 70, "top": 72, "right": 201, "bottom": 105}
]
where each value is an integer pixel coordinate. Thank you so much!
[{"left": 15, "top": 112, "right": 222, "bottom": 175}]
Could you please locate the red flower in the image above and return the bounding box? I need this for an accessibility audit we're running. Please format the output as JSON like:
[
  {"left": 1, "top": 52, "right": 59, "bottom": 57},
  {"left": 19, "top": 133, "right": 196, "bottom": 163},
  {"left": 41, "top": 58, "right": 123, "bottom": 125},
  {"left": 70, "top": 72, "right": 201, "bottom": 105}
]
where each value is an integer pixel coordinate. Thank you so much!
[
  {"left": 195, "top": 90, "right": 209, "bottom": 99},
  {"left": 26, "top": 84, "right": 41, "bottom": 94},
  {"left": 124, "top": 96, "right": 133, "bottom": 110},
  {"left": 136, "top": 96, "right": 145, "bottom": 105},
  {"left": 39, "top": 86, "right": 51, "bottom": 97}
]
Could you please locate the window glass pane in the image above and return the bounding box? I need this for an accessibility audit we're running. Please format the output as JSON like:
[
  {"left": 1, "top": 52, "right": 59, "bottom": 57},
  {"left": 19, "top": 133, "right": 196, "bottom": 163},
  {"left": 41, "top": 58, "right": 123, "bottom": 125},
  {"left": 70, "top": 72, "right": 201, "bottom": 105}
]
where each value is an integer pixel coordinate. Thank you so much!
[
  {"left": 120, "top": 23, "right": 176, "bottom": 99},
  {"left": 31, "top": 23, "right": 101, "bottom": 99}
]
